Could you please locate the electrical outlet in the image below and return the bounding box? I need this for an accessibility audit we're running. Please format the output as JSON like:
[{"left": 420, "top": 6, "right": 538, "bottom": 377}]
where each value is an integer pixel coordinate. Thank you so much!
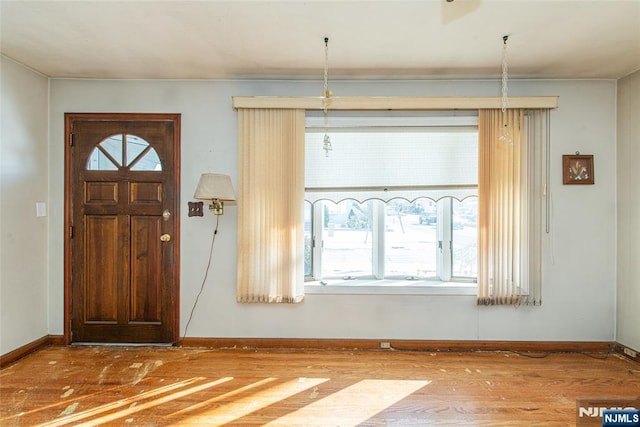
[
  {"left": 380, "top": 342, "right": 391, "bottom": 349},
  {"left": 623, "top": 347, "right": 637, "bottom": 358}
]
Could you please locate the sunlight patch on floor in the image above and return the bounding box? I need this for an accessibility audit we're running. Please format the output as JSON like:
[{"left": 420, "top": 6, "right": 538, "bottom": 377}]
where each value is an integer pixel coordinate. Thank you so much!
[
  {"left": 167, "top": 377, "right": 278, "bottom": 418},
  {"left": 37, "top": 377, "right": 232, "bottom": 427},
  {"left": 180, "top": 377, "right": 330, "bottom": 425},
  {"left": 265, "top": 379, "right": 431, "bottom": 426}
]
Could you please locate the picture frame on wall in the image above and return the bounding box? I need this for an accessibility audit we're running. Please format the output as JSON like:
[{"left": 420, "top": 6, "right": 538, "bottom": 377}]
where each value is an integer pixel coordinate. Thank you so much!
[{"left": 562, "top": 154, "right": 594, "bottom": 185}]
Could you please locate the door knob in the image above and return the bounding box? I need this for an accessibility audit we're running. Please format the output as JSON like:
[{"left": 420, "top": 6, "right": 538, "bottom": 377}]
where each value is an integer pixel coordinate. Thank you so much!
[{"left": 160, "top": 234, "right": 171, "bottom": 242}]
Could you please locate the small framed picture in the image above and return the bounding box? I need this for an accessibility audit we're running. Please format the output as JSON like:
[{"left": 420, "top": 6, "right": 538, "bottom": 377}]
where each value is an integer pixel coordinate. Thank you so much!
[{"left": 563, "top": 154, "right": 594, "bottom": 185}]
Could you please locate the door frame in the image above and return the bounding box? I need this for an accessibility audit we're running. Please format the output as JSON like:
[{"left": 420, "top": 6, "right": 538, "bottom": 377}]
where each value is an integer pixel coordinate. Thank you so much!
[{"left": 63, "top": 113, "right": 181, "bottom": 345}]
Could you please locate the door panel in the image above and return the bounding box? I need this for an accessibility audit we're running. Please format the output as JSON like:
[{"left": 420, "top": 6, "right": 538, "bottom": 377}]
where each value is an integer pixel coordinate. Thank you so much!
[
  {"left": 130, "top": 182, "right": 163, "bottom": 204},
  {"left": 65, "top": 113, "right": 180, "bottom": 344},
  {"left": 84, "top": 215, "right": 119, "bottom": 323},
  {"left": 130, "top": 215, "right": 162, "bottom": 323}
]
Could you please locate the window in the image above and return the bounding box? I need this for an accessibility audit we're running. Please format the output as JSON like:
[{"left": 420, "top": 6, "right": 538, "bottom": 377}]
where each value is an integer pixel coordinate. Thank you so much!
[
  {"left": 236, "top": 102, "right": 550, "bottom": 304},
  {"left": 304, "top": 111, "right": 478, "bottom": 286},
  {"left": 305, "top": 197, "right": 478, "bottom": 284},
  {"left": 87, "top": 134, "right": 162, "bottom": 171}
]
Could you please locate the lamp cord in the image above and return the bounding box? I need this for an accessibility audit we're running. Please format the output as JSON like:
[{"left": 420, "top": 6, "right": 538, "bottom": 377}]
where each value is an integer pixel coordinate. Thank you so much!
[{"left": 182, "top": 214, "right": 220, "bottom": 339}]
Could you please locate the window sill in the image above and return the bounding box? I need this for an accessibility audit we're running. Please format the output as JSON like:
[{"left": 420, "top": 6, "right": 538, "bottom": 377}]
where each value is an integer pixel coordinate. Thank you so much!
[{"left": 304, "top": 279, "right": 477, "bottom": 296}]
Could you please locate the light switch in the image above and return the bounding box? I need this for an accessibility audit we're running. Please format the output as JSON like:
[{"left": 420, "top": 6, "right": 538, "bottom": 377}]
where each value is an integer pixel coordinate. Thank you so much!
[{"left": 36, "top": 202, "right": 47, "bottom": 217}]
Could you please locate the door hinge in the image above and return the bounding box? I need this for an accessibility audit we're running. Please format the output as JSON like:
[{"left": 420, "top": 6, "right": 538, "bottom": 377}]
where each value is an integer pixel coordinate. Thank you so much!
[
  {"left": 69, "top": 225, "right": 74, "bottom": 239},
  {"left": 69, "top": 133, "right": 74, "bottom": 146}
]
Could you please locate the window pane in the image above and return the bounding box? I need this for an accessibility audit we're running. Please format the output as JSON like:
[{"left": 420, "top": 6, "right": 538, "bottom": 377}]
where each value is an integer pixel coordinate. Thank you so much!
[
  {"left": 321, "top": 200, "right": 373, "bottom": 278},
  {"left": 99, "top": 135, "right": 123, "bottom": 166},
  {"left": 127, "top": 135, "right": 163, "bottom": 171},
  {"left": 87, "top": 134, "right": 122, "bottom": 170},
  {"left": 452, "top": 197, "right": 478, "bottom": 278},
  {"left": 129, "top": 148, "right": 162, "bottom": 171},
  {"left": 385, "top": 199, "right": 438, "bottom": 278},
  {"left": 87, "top": 147, "right": 118, "bottom": 170},
  {"left": 304, "top": 201, "right": 312, "bottom": 277},
  {"left": 126, "top": 135, "right": 149, "bottom": 164}
]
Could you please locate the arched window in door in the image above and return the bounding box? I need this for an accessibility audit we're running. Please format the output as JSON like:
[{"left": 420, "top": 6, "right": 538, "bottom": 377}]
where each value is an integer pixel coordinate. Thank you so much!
[{"left": 87, "top": 134, "right": 162, "bottom": 171}]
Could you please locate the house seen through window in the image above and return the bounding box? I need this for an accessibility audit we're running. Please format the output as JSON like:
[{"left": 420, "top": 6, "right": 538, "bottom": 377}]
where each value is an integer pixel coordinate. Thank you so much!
[{"left": 304, "top": 111, "right": 478, "bottom": 286}]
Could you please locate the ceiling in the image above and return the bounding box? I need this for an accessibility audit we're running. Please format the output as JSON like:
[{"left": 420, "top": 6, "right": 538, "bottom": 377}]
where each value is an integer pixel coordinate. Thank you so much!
[{"left": 1, "top": 0, "right": 639, "bottom": 81}]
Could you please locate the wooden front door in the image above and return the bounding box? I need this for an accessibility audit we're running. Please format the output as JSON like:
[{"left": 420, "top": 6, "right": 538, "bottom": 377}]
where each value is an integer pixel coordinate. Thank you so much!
[{"left": 65, "top": 113, "right": 180, "bottom": 344}]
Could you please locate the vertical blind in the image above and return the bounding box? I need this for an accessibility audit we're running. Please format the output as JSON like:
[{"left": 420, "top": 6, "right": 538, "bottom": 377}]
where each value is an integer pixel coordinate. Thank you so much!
[
  {"left": 237, "top": 108, "right": 305, "bottom": 303},
  {"left": 477, "top": 109, "right": 548, "bottom": 305}
]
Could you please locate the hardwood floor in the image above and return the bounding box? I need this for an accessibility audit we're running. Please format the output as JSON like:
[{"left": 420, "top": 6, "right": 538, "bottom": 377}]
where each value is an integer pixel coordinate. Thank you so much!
[{"left": 1, "top": 346, "right": 638, "bottom": 426}]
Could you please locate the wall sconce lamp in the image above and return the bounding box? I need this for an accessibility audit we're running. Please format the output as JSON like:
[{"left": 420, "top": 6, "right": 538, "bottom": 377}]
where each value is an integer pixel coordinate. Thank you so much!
[
  {"left": 193, "top": 173, "right": 236, "bottom": 215},
  {"left": 184, "top": 173, "right": 235, "bottom": 339}
]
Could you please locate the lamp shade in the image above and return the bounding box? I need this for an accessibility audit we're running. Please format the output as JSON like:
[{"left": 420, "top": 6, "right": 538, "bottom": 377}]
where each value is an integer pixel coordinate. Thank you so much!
[{"left": 194, "top": 173, "right": 236, "bottom": 201}]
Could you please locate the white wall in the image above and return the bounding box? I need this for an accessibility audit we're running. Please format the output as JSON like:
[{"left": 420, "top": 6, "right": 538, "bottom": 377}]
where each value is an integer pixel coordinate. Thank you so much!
[
  {"left": 0, "top": 57, "right": 49, "bottom": 354},
  {"left": 47, "top": 78, "right": 617, "bottom": 342},
  {"left": 617, "top": 69, "right": 640, "bottom": 352}
]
